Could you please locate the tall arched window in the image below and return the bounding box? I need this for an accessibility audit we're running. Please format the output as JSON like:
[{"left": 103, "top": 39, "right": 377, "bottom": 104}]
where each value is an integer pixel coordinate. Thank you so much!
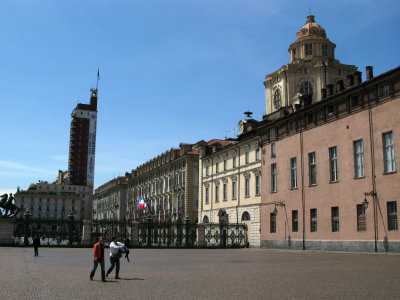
[
  {"left": 203, "top": 215, "right": 209, "bottom": 224},
  {"left": 300, "top": 82, "right": 313, "bottom": 97},
  {"left": 274, "top": 89, "right": 281, "bottom": 110}
]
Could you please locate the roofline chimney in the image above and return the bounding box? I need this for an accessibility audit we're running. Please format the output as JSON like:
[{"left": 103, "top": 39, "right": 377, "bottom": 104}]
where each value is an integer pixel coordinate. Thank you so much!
[{"left": 366, "top": 66, "right": 373, "bottom": 80}]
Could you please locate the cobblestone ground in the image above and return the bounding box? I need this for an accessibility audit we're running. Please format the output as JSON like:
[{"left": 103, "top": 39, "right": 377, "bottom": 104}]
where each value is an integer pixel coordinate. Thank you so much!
[{"left": 0, "top": 247, "right": 399, "bottom": 300}]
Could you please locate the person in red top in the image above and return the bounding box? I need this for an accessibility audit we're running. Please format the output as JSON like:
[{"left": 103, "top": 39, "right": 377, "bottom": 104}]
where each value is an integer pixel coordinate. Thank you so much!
[{"left": 90, "top": 237, "right": 106, "bottom": 282}]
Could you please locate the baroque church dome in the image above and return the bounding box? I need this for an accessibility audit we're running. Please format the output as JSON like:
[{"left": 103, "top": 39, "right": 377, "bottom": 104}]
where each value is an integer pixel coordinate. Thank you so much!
[{"left": 296, "top": 15, "right": 327, "bottom": 40}]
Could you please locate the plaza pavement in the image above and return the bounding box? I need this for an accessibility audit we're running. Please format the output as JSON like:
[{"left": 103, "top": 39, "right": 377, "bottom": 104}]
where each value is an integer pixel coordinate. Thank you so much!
[{"left": 0, "top": 247, "right": 399, "bottom": 300}]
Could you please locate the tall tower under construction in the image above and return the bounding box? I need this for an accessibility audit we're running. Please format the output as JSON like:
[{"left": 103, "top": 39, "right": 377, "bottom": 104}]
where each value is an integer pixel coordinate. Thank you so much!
[{"left": 68, "top": 89, "right": 98, "bottom": 218}]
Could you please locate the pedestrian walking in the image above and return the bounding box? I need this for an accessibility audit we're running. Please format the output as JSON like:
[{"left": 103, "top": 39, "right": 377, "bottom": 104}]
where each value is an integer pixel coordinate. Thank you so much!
[
  {"left": 106, "top": 236, "right": 125, "bottom": 279},
  {"left": 90, "top": 237, "right": 106, "bottom": 282},
  {"left": 33, "top": 235, "right": 40, "bottom": 256},
  {"left": 124, "top": 238, "right": 131, "bottom": 262}
]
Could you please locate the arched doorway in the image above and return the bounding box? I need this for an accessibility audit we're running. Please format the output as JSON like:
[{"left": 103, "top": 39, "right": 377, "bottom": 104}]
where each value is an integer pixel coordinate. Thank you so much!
[
  {"left": 241, "top": 211, "right": 250, "bottom": 221},
  {"left": 218, "top": 209, "right": 228, "bottom": 224},
  {"left": 218, "top": 209, "right": 228, "bottom": 248},
  {"left": 241, "top": 211, "right": 251, "bottom": 247},
  {"left": 203, "top": 215, "right": 209, "bottom": 224}
]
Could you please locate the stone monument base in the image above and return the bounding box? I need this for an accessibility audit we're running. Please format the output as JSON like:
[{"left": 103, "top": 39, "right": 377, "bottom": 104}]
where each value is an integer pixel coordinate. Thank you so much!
[{"left": 0, "top": 218, "right": 14, "bottom": 246}]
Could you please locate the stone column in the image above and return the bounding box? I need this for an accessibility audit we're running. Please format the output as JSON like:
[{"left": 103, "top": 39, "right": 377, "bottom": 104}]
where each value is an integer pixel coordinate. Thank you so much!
[
  {"left": 131, "top": 221, "right": 139, "bottom": 247},
  {"left": 0, "top": 218, "right": 15, "bottom": 246},
  {"left": 197, "top": 223, "right": 206, "bottom": 247},
  {"left": 82, "top": 220, "right": 92, "bottom": 247}
]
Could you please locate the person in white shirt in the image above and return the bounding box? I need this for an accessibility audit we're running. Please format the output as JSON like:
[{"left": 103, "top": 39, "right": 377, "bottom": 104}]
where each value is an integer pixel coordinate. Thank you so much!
[{"left": 106, "top": 236, "right": 125, "bottom": 279}]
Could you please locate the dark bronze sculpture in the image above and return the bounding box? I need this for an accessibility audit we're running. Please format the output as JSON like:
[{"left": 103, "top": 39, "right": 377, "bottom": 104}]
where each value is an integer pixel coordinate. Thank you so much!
[{"left": 0, "top": 193, "right": 20, "bottom": 217}]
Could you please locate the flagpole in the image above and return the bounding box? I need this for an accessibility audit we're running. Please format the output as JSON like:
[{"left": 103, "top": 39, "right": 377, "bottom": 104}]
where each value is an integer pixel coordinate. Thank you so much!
[{"left": 96, "top": 68, "right": 100, "bottom": 90}]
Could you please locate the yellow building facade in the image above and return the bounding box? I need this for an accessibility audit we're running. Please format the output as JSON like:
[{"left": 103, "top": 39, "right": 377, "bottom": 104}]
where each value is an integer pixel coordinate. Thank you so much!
[{"left": 195, "top": 129, "right": 262, "bottom": 246}]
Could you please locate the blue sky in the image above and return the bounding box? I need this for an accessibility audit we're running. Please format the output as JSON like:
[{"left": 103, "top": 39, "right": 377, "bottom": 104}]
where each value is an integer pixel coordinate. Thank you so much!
[{"left": 1, "top": 0, "right": 399, "bottom": 194}]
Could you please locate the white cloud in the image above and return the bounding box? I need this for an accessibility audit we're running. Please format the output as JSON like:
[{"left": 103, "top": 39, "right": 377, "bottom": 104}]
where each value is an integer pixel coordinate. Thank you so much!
[
  {"left": 0, "top": 160, "right": 54, "bottom": 175},
  {"left": 50, "top": 155, "right": 68, "bottom": 162}
]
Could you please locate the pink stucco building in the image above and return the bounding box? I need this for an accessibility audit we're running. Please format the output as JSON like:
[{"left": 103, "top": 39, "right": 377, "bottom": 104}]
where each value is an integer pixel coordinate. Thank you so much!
[{"left": 256, "top": 15, "right": 399, "bottom": 252}]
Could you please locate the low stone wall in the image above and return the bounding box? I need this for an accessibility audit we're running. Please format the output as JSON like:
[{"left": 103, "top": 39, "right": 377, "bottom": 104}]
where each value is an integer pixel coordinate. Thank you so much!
[{"left": 261, "top": 239, "right": 400, "bottom": 253}]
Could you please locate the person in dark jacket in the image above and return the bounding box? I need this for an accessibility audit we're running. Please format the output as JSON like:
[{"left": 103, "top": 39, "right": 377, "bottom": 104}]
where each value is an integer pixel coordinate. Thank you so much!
[
  {"left": 124, "top": 238, "right": 131, "bottom": 262},
  {"left": 33, "top": 235, "right": 40, "bottom": 256}
]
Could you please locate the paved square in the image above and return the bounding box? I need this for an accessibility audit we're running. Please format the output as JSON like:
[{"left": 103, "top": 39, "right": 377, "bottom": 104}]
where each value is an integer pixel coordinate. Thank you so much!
[{"left": 0, "top": 247, "right": 399, "bottom": 299}]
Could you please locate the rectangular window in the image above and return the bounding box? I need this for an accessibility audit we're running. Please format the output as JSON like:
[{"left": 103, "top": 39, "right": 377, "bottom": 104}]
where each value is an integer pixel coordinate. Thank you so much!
[
  {"left": 379, "top": 84, "right": 389, "bottom": 97},
  {"left": 292, "top": 48, "right": 296, "bottom": 59},
  {"left": 290, "top": 157, "right": 298, "bottom": 189},
  {"left": 292, "top": 210, "right": 298, "bottom": 232},
  {"left": 327, "top": 105, "right": 334, "bottom": 117},
  {"left": 205, "top": 187, "right": 209, "bottom": 204},
  {"left": 270, "top": 213, "right": 276, "bottom": 233},
  {"left": 307, "top": 113, "right": 314, "bottom": 124},
  {"left": 305, "top": 44, "right": 312, "bottom": 56},
  {"left": 256, "top": 148, "right": 260, "bottom": 161},
  {"left": 351, "top": 96, "right": 359, "bottom": 108},
  {"left": 223, "top": 159, "right": 227, "bottom": 171},
  {"left": 308, "top": 152, "right": 317, "bottom": 185},
  {"left": 255, "top": 175, "right": 260, "bottom": 195},
  {"left": 322, "top": 44, "right": 328, "bottom": 56},
  {"left": 232, "top": 181, "right": 237, "bottom": 200},
  {"left": 310, "top": 209, "right": 317, "bottom": 232},
  {"left": 223, "top": 183, "right": 227, "bottom": 201},
  {"left": 245, "top": 177, "right": 250, "bottom": 197},
  {"left": 216, "top": 162, "right": 219, "bottom": 173},
  {"left": 288, "top": 120, "right": 296, "bottom": 132},
  {"left": 270, "top": 128, "right": 276, "bottom": 139},
  {"left": 215, "top": 185, "right": 219, "bottom": 203},
  {"left": 271, "top": 143, "right": 276, "bottom": 158},
  {"left": 329, "top": 146, "right": 339, "bottom": 182},
  {"left": 233, "top": 156, "right": 237, "bottom": 168},
  {"left": 245, "top": 151, "right": 250, "bottom": 164},
  {"left": 354, "top": 140, "right": 365, "bottom": 178},
  {"left": 206, "top": 166, "right": 209, "bottom": 176},
  {"left": 357, "top": 204, "right": 366, "bottom": 231},
  {"left": 387, "top": 201, "right": 398, "bottom": 230},
  {"left": 271, "top": 163, "right": 277, "bottom": 192},
  {"left": 331, "top": 207, "right": 339, "bottom": 232},
  {"left": 383, "top": 131, "right": 396, "bottom": 173}
]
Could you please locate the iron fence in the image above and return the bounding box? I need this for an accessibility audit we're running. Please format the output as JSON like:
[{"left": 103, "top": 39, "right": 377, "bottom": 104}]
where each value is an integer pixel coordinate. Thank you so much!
[
  {"left": 138, "top": 219, "right": 198, "bottom": 248},
  {"left": 138, "top": 218, "right": 247, "bottom": 248},
  {"left": 11, "top": 218, "right": 247, "bottom": 248},
  {"left": 90, "top": 220, "right": 132, "bottom": 246},
  {"left": 204, "top": 223, "right": 247, "bottom": 248},
  {"left": 13, "top": 219, "right": 83, "bottom": 247}
]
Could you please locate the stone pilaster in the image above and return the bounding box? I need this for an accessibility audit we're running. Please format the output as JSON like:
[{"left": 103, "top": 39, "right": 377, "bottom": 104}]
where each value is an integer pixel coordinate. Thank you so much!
[
  {"left": 82, "top": 220, "right": 92, "bottom": 247},
  {"left": 197, "top": 223, "right": 206, "bottom": 247},
  {"left": 131, "top": 221, "right": 139, "bottom": 247}
]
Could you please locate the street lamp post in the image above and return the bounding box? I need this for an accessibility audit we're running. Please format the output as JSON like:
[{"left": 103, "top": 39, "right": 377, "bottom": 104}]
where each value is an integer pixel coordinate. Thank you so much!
[
  {"left": 271, "top": 202, "right": 291, "bottom": 248},
  {"left": 24, "top": 209, "right": 32, "bottom": 247},
  {"left": 363, "top": 191, "right": 376, "bottom": 252},
  {"left": 68, "top": 208, "right": 76, "bottom": 247}
]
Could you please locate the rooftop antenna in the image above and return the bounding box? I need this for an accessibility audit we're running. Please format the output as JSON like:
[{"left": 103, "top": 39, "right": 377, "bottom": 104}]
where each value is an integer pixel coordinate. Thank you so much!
[
  {"left": 308, "top": 7, "right": 312, "bottom": 15},
  {"left": 232, "top": 128, "right": 237, "bottom": 137},
  {"left": 96, "top": 68, "right": 100, "bottom": 90},
  {"left": 223, "top": 130, "right": 230, "bottom": 139}
]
